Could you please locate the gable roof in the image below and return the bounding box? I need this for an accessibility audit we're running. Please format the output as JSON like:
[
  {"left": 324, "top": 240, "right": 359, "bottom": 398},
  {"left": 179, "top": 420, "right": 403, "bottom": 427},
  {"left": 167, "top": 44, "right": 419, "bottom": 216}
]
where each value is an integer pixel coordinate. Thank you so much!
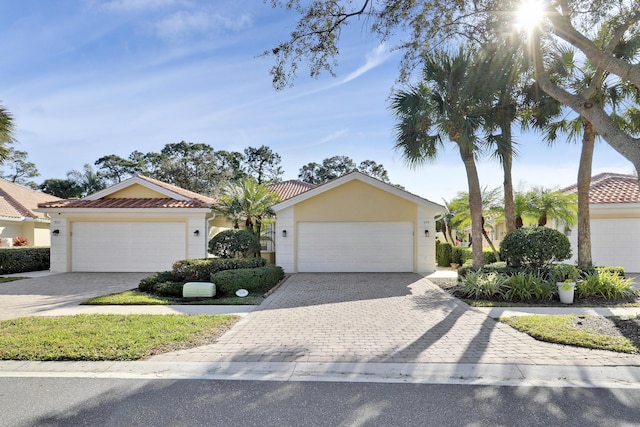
[
  {"left": 271, "top": 170, "right": 444, "bottom": 211},
  {"left": 563, "top": 173, "right": 640, "bottom": 204},
  {"left": 38, "top": 174, "right": 215, "bottom": 210},
  {"left": 0, "top": 179, "right": 61, "bottom": 220},
  {"left": 267, "top": 180, "right": 317, "bottom": 201}
]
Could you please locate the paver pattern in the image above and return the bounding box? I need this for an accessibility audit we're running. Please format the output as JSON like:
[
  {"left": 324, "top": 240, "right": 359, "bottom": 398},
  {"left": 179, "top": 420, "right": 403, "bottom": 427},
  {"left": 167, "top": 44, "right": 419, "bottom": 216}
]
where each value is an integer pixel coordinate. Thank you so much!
[
  {"left": 0, "top": 273, "right": 149, "bottom": 320},
  {"left": 151, "top": 273, "right": 640, "bottom": 366}
]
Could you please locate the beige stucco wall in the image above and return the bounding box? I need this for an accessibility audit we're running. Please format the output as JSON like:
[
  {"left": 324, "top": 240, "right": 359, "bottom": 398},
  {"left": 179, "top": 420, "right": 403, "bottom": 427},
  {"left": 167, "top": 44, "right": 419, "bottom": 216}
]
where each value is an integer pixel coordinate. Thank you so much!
[
  {"left": 294, "top": 180, "right": 417, "bottom": 222},
  {"left": 107, "top": 184, "right": 170, "bottom": 199}
]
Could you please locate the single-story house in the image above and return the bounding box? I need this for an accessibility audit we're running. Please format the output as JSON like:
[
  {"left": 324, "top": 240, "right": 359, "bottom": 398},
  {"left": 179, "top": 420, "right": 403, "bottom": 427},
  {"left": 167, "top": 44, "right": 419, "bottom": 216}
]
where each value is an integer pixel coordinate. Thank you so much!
[
  {"left": 563, "top": 172, "right": 640, "bottom": 273},
  {"left": 272, "top": 171, "right": 444, "bottom": 273},
  {"left": 0, "top": 179, "right": 61, "bottom": 247},
  {"left": 37, "top": 172, "right": 444, "bottom": 274},
  {"left": 37, "top": 174, "right": 215, "bottom": 273}
]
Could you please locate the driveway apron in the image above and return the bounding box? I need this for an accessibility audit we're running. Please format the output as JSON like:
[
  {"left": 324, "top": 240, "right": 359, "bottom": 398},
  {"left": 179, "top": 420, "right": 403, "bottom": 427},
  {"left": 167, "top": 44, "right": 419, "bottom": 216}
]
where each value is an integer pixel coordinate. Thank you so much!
[
  {"left": 151, "top": 273, "right": 640, "bottom": 366},
  {"left": 0, "top": 273, "right": 150, "bottom": 320}
]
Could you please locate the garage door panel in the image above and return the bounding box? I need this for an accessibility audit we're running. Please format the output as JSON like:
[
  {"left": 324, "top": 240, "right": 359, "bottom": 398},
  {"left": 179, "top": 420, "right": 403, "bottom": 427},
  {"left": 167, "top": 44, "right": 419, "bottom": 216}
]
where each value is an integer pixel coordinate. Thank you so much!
[
  {"left": 72, "top": 222, "right": 186, "bottom": 272},
  {"left": 590, "top": 218, "right": 640, "bottom": 273},
  {"left": 297, "top": 222, "right": 413, "bottom": 272}
]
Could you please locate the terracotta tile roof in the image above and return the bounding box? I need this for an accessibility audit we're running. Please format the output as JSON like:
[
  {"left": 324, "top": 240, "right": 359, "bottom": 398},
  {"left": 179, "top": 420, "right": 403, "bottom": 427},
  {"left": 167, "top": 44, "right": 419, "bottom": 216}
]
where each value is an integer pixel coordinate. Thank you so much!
[
  {"left": 0, "top": 179, "right": 61, "bottom": 219},
  {"left": 38, "top": 174, "right": 215, "bottom": 209},
  {"left": 563, "top": 173, "right": 640, "bottom": 204},
  {"left": 268, "top": 180, "right": 317, "bottom": 201},
  {"left": 135, "top": 174, "right": 217, "bottom": 205},
  {"left": 38, "top": 198, "right": 211, "bottom": 209}
]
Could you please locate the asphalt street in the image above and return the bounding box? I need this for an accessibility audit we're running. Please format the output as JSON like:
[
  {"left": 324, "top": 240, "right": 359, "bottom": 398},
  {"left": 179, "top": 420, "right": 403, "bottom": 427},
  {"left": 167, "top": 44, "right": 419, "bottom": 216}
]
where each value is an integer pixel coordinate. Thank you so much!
[{"left": 1, "top": 378, "right": 639, "bottom": 427}]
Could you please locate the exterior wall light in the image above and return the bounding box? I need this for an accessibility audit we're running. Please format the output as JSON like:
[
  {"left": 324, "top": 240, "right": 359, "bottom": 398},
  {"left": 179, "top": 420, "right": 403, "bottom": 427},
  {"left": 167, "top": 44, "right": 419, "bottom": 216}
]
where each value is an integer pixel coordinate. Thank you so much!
[
  {"left": 424, "top": 229, "right": 429, "bottom": 237},
  {"left": 194, "top": 230, "right": 200, "bottom": 236},
  {"left": 282, "top": 230, "right": 287, "bottom": 237},
  {"left": 52, "top": 229, "right": 60, "bottom": 236}
]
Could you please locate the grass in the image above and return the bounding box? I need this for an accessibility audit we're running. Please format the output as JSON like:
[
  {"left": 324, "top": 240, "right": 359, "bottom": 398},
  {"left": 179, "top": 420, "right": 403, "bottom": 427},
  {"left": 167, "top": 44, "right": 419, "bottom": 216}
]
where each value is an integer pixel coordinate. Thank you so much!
[
  {"left": 0, "top": 277, "right": 26, "bottom": 283},
  {"left": 0, "top": 314, "right": 239, "bottom": 361},
  {"left": 502, "top": 315, "right": 639, "bottom": 354},
  {"left": 82, "top": 290, "right": 264, "bottom": 306}
]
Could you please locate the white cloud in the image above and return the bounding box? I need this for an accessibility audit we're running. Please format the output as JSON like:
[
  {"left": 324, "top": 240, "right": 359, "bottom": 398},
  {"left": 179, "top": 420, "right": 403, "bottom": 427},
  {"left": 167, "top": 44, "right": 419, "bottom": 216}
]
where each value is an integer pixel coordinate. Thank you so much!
[
  {"left": 155, "top": 10, "right": 253, "bottom": 41},
  {"left": 339, "top": 44, "right": 393, "bottom": 84}
]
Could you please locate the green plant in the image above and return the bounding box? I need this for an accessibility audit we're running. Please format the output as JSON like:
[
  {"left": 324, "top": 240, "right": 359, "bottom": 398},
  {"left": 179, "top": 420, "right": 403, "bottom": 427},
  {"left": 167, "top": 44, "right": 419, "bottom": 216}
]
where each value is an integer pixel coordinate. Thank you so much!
[
  {"left": 138, "top": 271, "right": 175, "bottom": 293},
  {"left": 503, "top": 272, "right": 555, "bottom": 301},
  {"left": 576, "top": 270, "right": 638, "bottom": 300},
  {"left": 208, "top": 229, "right": 261, "bottom": 258},
  {"left": 595, "top": 266, "right": 625, "bottom": 278},
  {"left": 459, "top": 271, "right": 508, "bottom": 300},
  {"left": 171, "top": 257, "right": 267, "bottom": 281},
  {"left": 436, "top": 241, "right": 453, "bottom": 267},
  {"left": 0, "top": 247, "right": 50, "bottom": 274},
  {"left": 212, "top": 266, "right": 284, "bottom": 296},
  {"left": 549, "top": 263, "right": 580, "bottom": 283},
  {"left": 500, "top": 226, "right": 572, "bottom": 267}
]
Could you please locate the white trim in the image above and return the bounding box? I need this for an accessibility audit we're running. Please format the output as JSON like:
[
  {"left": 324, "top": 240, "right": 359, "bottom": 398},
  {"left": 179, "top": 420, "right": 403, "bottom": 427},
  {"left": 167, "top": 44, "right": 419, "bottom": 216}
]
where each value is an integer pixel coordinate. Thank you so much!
[
  {"left": 83, "top": 175, "right": 191, "bottom": 201},
  {"left": 272, "top": 171, "right": 444, "bottom": 212}
]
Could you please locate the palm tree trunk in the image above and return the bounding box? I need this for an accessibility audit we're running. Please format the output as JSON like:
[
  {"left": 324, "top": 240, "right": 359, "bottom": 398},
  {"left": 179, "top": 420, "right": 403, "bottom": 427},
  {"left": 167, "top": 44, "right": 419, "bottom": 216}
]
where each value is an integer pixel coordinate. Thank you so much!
[
  {"left": 481, "top": 217, "right": 500, "bottom": 261},
  {"left": 501, "top": 125, "right": 516, "bottom": 235},
  {"left": 461, "top": 151, "right": 484, "bottom": 269},
  {"left": 577, "top": 119, "right": 595, "bottom": 269}
]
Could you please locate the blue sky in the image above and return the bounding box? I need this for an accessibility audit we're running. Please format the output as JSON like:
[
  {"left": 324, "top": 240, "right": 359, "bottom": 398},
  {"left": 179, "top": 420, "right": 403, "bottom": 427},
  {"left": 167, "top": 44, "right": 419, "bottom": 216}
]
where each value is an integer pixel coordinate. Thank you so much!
[{"left": 1, "top": 0, "right": 635, "bottom": 201}]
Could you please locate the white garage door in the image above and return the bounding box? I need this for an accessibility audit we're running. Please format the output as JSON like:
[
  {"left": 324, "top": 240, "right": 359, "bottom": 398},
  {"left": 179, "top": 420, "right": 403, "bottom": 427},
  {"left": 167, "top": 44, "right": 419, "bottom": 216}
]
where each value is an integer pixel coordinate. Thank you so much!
[
  {"left": 297, "top": 222, "right": 414, "bottom": 272},
  {"left": 590, "top": 218, "right": 640, "bottom": 273},
  {"left": 71, "top": 222, "right": 186, "bottom": 272}
]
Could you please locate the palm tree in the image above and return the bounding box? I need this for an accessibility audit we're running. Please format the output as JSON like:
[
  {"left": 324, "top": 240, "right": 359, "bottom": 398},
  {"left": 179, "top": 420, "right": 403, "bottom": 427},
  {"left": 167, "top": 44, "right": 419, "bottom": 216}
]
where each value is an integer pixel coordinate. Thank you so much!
[
  {"left": 390, "top": 47, "right": 486, "bottom": 269},
  {"left": 214, "top": 178, "right": 281, "bottom": 251},
  {"left": 0, "top": 104, "right": 15, "bottom": 161},
  {"left": 527, "top": 187, "right": 578, "bottom": 229}
]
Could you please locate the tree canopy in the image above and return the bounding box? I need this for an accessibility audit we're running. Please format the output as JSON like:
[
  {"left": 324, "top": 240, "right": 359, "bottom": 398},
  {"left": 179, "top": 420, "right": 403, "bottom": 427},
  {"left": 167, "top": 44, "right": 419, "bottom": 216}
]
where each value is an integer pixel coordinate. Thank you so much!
[{"left": 298, "top": 155, "right": 391, "bottom": 184}]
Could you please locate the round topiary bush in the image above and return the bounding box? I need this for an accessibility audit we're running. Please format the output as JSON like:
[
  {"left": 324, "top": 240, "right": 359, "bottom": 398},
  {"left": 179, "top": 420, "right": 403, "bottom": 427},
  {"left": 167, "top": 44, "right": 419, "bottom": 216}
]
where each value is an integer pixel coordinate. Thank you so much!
[
  {"left": 208, "top": 229, "right": 261, "bottom": 259},
  {"left": 500, "top": 226, "right": 572, "bottom": 268}
]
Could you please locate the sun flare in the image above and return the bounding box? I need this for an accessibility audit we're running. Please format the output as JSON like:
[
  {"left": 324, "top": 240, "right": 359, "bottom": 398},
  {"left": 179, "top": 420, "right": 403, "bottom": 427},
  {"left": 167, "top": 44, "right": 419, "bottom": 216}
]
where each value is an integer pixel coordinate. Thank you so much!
[{"left": 515, "top": 0, "right": 546, "bottom": 33}]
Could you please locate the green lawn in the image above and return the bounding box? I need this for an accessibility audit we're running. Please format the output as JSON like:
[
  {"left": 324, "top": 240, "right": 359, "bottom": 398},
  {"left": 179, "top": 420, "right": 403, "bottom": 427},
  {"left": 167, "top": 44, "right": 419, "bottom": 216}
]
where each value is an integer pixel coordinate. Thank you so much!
[
  {"left": 501, "top": 315, "right": 640, "bottom": 354},
  {"left": 0, "top": 314, "right": 239, "bottom": 361},
  {"left": 82, "top": 290, "right": 264, "bottom": 306}
]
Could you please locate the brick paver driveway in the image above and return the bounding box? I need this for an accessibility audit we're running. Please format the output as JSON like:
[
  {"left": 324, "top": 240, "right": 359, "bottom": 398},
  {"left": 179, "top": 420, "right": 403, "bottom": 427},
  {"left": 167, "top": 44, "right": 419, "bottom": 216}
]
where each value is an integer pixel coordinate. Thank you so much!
[
  {"left": 152, "top": 273, "right": 640, "bottom": 366},
  {"left": 0, "top": 273, "right": 150, "bottom": 320}
]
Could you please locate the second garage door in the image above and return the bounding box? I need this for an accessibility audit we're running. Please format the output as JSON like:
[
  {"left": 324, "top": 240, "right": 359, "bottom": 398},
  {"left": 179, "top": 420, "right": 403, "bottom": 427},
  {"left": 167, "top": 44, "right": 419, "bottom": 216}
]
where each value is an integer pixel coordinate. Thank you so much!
[
  {"left": 71, "top": 222, "right": 186, "bottom": 272},
  {"left": 297, "top": 222, "right": 414, "bottom": 272}
]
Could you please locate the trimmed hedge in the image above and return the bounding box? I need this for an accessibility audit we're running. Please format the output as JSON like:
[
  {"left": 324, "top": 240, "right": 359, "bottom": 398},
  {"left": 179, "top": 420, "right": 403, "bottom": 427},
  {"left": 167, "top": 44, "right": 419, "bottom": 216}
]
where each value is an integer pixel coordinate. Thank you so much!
[
  {"left": 500, "top": 226, "right": 571, "bottom": 267},
  {"left": 212, "top": 266, "right": 285, "bottom": 296},
  {"left": 171, "top": 258, "right": 267, "bottom": 281},
  {"left": 436, "top": 241, "right": 452, "bottom": 267},
  {"left": 208, "top": 229, "right": 261, "bottom": 258},
  {"left": 0, "top": 247, "right": 50, "bottom": 274}
]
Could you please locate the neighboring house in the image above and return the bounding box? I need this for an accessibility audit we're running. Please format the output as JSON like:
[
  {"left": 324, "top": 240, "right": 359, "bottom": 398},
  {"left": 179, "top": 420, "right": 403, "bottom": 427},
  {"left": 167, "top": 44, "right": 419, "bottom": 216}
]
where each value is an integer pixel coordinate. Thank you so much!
[
  {"left": 0, "top": 179, "right": 61, "bottom": 247},
  {"left": 272, "top": 171, "right": 445, "bottom": 273},
  {"left": 37, "top": 174, "right": 216, "bottom": 273},
  {"left": 563, "top": 173, "right": 640, "bottom": 273}
]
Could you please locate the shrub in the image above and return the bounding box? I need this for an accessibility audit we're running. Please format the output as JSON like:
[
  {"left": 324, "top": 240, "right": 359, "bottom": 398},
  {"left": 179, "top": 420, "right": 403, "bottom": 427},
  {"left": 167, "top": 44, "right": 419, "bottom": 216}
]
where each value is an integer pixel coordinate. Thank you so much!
[
  {"left": 138, "top": 271, "right": 175, "bottom": 293},
  {"left": 12, "top": 236, "right": 29, "bottom": 247},
  {"left": 151, "top": 281, "right": 185, "bottom": 298},
  {"left": 459, "top": 271, "right": 508, "bottom": 300},
  {"left": 595, "top": 266, "right": 625, "bottom": 278},
  {"left": 212, "top": 266, "right": 285, "bottom": 296},
  {"left": 171, "top": 257, "right": 267, "bottom": 281},
  {"left": 576, "top": 270, "right": 637, "bottom": 300},
  {"left": 549, "top": 263, "right": 580, "bottom": 283},
  {"left": 503, "top": 272, "right": 556, "bottom": 301},
  {"left": 500, "top": 227, "right": 571, "bottom": 267},
  {"left": 436, "top": 241, "right": 452, "bottom": 267},
  {"left": 208, "top": 229, "right": 261, "bottom": 258},
  {"left": 0, "top": 247, "right": 50, "bottom": 274}
]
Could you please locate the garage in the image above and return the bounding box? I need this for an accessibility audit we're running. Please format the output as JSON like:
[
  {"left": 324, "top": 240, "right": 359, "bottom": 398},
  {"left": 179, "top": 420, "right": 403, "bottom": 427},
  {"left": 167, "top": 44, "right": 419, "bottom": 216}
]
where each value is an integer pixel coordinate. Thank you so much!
[
  {"left": 590, "top": 218, "right": 640, "bottom": 273},
  {"left": 71, "top": 222, "right": 186, "bottom": 272},
  {"left": 297, "top": 222, "right": 414, "bottom": 272},
  {"left": 37, "top": 174, "right": 215, "bottom": 273},
  {"left": 272, "top": 172, "right": 444, "bottom": 274}
]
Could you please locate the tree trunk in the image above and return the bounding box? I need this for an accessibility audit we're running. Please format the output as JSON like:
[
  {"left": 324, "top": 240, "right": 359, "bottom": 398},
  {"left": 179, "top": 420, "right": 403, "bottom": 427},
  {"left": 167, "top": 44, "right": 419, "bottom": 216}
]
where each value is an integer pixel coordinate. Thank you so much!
[
  {"left": 501, "top": 124, "right": 516, "bottom": 235},
  {"left": 577, "top": 119, "right": 595, "bottom": 269},
  {"left": 481, "top": 217, "right": 500, "bottom": 262},
  {"left": 461, "top": 150, "right": 484, "bottom": 269}
]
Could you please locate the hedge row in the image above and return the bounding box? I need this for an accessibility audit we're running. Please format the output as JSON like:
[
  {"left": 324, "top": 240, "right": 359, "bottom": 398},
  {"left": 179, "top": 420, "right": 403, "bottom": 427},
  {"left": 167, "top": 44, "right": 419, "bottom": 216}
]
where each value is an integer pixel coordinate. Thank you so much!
[
  {"left": 212, "top": 266, "right": 285, "bottom": 296},
  {"left": 0, "top": 247, "right": 50, "bottom": 274},
  {"left": 458, "top": 261, "right": 627, "bottom": 282},
  {"left": 436, "top": 242, "right": 497, "bottom": 267}
]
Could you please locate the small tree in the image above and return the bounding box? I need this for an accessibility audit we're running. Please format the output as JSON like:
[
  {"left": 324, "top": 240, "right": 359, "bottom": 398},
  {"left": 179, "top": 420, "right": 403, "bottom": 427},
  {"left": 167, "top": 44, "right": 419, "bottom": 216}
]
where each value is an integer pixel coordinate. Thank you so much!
[
  {"left": 500, "top": 227, "right": 572, "bottom": 268},
  {"left": 208, "top": 229, "right": 261, "bottom": 259}
]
